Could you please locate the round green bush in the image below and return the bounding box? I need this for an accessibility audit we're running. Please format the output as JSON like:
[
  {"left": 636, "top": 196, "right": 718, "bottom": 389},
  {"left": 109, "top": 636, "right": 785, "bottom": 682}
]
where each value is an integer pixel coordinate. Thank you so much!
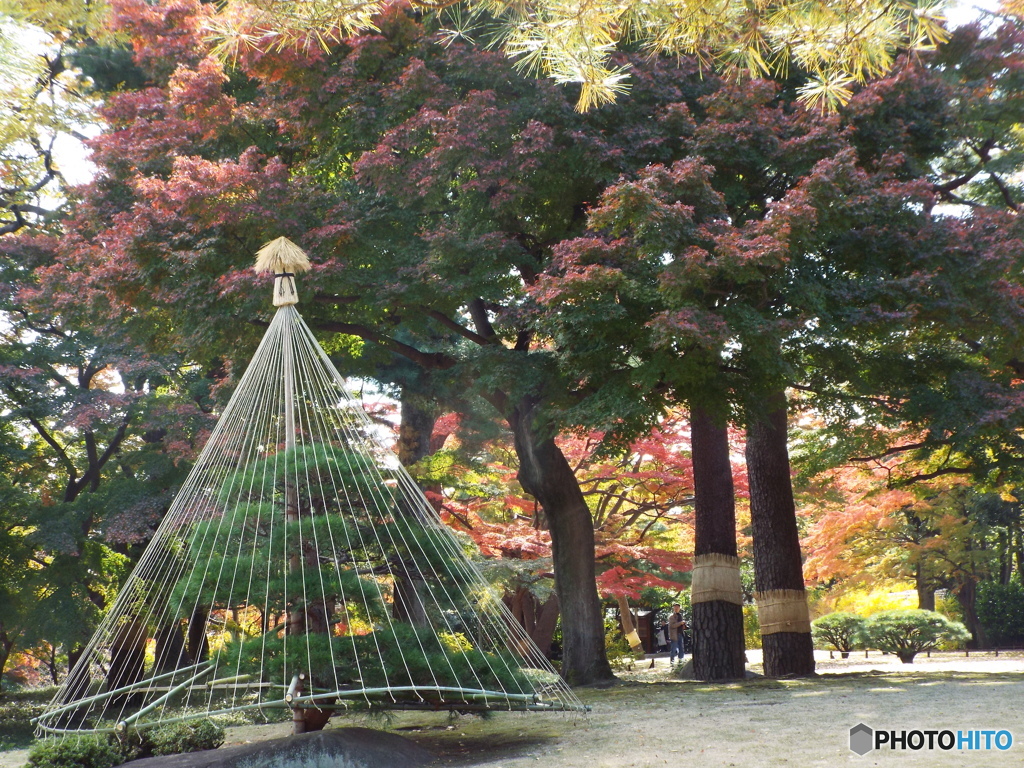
[
  {"left": 27, "top": 735, "right": 123, "bottom": 768},
  {"left": 147, "top": 719, "right": 225, "bottom": 756},
  {"left": 811, "top": 612, "right": 865, "bottom": 657},
  {"left": 862, "top": 609, "right": 971, "bottom": 663}
]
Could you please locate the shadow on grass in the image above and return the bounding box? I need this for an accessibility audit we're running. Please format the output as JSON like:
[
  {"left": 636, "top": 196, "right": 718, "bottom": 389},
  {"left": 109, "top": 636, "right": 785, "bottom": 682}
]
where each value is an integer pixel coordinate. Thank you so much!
[{"left": 395, "top": 719, "right": 563, "bottom": 766}]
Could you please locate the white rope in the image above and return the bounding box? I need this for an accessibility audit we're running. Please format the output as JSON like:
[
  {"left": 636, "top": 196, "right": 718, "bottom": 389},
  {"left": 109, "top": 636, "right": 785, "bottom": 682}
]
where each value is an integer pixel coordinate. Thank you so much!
[{"left": 38, "top": 301, "right": 585, "bottom": 738}]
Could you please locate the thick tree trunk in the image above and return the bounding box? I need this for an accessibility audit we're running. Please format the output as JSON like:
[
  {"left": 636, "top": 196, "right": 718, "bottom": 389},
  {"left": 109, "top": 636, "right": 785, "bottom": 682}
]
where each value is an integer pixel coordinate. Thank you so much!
[
  {"left": 393, "top": 570, "right": 429, "bottom": 627},
  {"left": 393, "top": 389, "right": 437, "bottom": 628},
  {"left": 62, "top": 645, "right": 89, "bottom": 703},
  {"left": 107, "top": 620, "right": 147, "bottom": 706},
  {"left": 745, "top": 393, "right": 815, "bottom": 678},
  {"left": 397, "top": 390, "right": 438, "bottom": 467},
  {"left": 507, "top": 588, "right": 560, "bottom": 658},
  {"left": 915, "top": 565, "right": 935, "bottom": 611},
  {"left": 690, "top": 407, "right": 746, "bottom": 681},
  {"left": 509, "top": 403, "right": 614, "bottom": 686},
  {"left": 154, "top": 621, "right": 189, "bottom": 674},
  {"left": 532, "top": 593, "right": 560, "bottom": 657},
  {"left": 955, "top": 578, "right": 986, "bottom": 649},
  {"left": 187, "top": 608, "right": 209, "bottom": 663}
]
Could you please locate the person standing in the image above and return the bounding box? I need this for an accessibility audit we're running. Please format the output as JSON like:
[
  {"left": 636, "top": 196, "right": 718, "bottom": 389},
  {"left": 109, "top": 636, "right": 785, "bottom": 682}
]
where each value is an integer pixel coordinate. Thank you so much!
[{"left": 668, "top": 603, "right": 686, "bottom": 663}]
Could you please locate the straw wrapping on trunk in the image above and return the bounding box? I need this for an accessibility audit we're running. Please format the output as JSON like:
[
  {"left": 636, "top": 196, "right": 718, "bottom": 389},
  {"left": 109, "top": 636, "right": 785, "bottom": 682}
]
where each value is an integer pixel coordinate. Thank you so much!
[
  {"left": 691, "top": 553, "right": 743, "bottom": 605},
  {"left": 754, "top": 589, "right": 811, "bottom": 635}
]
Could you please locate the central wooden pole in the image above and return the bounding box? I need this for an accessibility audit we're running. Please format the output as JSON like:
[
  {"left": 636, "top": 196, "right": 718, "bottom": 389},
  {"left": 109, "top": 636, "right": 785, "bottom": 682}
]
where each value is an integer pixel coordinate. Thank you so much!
[{"left": 282, "top": 309, "right": 306, "bottom": 733}]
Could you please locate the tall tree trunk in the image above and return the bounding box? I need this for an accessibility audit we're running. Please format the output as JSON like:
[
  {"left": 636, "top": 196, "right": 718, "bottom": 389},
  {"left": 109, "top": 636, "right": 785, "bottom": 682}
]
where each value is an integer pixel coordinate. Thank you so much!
[
  {"left": 107, "top": 620, "right": 147, "bottom": 706},
  {"left": 507, "top": 588, "right": 561, "bottom": 658},
  {"left": 998, "top": 529, "right": 1012, "bottom": 585},
  {"left": 955, "top": 578, "right": 986, "bottom": 649},
  {"left": 745, "top": 393, "right": 815, "bottom": 678},
  {"left": 154, "top": 621, "right": 188, "bottom": 674},
  {"left": 915, "top": 564, "right": 935, "bottom": 611},
  {"left": 393, "top": 388, "right": 438, "bottom": 627},
  {"left": 397, "top": 389, "right": 438, "bottom": 468},
  {"left": 393, "top": 569, "right": 429, "bottom": 627},
  {"left": 1016, "top": 528, "right": 1024, "bottom": 580},
  {"left": 532, "top": 593, "right": 560, "bottom": 657},
  {"left": 62, "top": 645, "right": 89, "bottom": 703},
  {"left": 690, "top": 406, "right": 746, "bottom": 681},
  {"left": 0, "top": 628, "right": 12, "bottom": 694},
  {"left": 45, "top": 644, "right": 59, "bottom": 686},
  {"left": 187, "top": 609, "right": 209, "bottom": 663},
  {"left": 509, "top": 402, "right": 614, "bottom": 686}
]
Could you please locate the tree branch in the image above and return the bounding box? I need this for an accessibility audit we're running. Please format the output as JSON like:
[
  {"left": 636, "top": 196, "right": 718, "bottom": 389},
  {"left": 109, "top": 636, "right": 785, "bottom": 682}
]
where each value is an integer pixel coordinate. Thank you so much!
[
  {"left": 989, "top": 172, "right": 1020, "bottom": 212},
  {"left": 849, "top": 440, "right": 942, "bottom": 463},
  {"left": 26, "top": 414, "right": 76, "bottom": 480},
  {"left": 468, "top": 298, "right": 498, "bottom": 341},
  {"left": 896, "top": 467, "right": 974, "bottom": 485},
  {"left": 421, "top": 306, "right": 494, "bottom": 346},
  {"left": 313, "top": 320, "right": 457, "bottom": 370}
]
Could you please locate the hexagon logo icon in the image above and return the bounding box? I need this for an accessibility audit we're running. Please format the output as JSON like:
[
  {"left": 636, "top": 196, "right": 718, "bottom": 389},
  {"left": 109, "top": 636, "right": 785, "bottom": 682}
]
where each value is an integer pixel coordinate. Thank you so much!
[{"left": 850, "top": 723, "right": 874, "bottom": 755}]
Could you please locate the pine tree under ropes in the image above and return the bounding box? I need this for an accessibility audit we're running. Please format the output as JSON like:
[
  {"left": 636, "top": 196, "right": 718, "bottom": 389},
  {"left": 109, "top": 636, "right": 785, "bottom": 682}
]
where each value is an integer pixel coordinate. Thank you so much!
[{"left": 34, "top": 239, "right": 585, "bottom": 738}]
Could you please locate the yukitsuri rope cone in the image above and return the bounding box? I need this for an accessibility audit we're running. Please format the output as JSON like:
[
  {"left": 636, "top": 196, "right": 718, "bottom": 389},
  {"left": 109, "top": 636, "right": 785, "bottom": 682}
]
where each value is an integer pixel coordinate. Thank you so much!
[{"left": 35, "top": 238, "right": 586, "bottom": 739}]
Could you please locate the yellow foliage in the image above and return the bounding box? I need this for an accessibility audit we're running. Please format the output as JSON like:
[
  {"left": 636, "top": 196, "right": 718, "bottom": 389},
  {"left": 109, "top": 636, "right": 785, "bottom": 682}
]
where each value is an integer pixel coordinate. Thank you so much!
[
  {"left": 206, "top": 0, "right": 950, "bottom": 112},
  {"left": 832, "top": 585, "right": 918, "bottom": 616},
  {"left": 0, "top": 0, "right": 114, "bottom": 43},
  {"left": 438, "top": 631, "right": 474, "bottom": 653}
]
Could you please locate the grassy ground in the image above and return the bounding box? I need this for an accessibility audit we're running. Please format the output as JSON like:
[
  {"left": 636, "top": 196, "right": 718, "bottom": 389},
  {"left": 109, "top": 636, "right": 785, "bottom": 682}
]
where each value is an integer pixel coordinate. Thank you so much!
[
  {"left": 397, "top": 653, "right": 1024, "bottom": 767},
  {"left": 3, "top": 652, "right": 1023, "bottom": 767}
]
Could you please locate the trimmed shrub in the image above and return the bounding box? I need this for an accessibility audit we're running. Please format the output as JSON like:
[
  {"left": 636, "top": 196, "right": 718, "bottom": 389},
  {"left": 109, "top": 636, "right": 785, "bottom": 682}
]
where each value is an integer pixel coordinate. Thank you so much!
[
  {"left": 147, "top": 719, "right": 225, "bottom": 756},
  {"left": 27, "top": 718, "right": 225, "bottom": 768},
  {"left": 27, "top": 735, "right": 123, "bottom": 768},
  {"left": 0, "top": 699, "right": 47, "bottom": 750},
  {"left": 977, "top": 579, "right": 1024, "bottom": 647},
  {"left": 811, "top": 612, "right": 865, "bottom": 658},
  {"left": 862, "top": 610, "right": 971, "bottom": 663}
]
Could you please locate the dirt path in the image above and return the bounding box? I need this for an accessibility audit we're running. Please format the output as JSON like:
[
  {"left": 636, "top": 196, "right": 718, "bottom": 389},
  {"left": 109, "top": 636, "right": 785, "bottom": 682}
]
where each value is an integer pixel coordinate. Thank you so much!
[{"left": 5, "top": 652, "right": 1023, "bottom": 767}]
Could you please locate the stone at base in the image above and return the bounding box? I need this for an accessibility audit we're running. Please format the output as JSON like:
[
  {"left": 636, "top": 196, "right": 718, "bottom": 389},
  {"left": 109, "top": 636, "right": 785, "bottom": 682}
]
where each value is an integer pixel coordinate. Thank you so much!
[
  {"left": 672, "top": 658, "right": 694, "bottom": 679},
  {"left": 121, "top": 728, "right": 435, "bottom": 768}
]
